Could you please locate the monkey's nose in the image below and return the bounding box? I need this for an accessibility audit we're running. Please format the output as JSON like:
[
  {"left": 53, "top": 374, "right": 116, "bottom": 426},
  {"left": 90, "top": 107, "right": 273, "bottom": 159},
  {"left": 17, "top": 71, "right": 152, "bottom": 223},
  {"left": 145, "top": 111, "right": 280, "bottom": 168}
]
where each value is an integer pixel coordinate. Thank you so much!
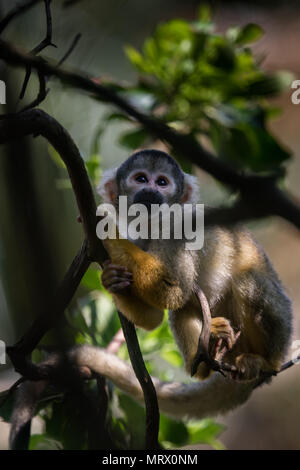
[{"left": 133, "top": 189, "right": 163, "bottom": 207}]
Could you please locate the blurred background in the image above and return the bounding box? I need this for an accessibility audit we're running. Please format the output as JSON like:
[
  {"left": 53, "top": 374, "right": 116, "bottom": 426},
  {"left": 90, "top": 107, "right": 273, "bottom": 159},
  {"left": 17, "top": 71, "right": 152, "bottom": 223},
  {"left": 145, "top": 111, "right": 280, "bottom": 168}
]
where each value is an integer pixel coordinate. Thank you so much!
[{"left": 0, "top": 0, "right": 300, "bottom": 450}]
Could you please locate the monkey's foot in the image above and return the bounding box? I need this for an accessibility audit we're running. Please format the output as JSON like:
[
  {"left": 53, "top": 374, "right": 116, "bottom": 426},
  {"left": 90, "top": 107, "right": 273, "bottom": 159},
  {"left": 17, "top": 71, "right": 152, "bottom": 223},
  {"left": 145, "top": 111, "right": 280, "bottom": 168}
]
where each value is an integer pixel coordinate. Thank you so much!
[
  {"left": 231, "top": 353, "right": 270, "bottom": 382},
  {"left": 209, "top": 317, "right": 240, "bottom": 362},
  {"left": 191, "top": 317, "right": 240, "bottom": 378}
]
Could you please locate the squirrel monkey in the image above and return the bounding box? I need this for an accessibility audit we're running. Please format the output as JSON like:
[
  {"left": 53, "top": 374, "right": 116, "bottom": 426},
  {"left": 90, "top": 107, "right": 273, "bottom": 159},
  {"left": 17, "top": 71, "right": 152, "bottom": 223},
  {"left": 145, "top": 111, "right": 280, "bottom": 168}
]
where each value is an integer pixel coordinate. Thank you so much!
[
  {"left": 9, "top": 149, "right": 293, "bottom": 447},
  {"left": 98, "top": 149, "right": 292, "bottom": 385}
]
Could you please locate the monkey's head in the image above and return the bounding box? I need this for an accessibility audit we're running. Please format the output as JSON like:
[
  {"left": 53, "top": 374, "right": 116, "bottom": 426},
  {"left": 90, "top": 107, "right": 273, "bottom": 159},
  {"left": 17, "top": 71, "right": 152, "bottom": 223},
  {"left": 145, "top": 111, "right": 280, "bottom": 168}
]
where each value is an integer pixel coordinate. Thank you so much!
[{"left": 97, "top": 149, "right": 199, "bottom": 209}]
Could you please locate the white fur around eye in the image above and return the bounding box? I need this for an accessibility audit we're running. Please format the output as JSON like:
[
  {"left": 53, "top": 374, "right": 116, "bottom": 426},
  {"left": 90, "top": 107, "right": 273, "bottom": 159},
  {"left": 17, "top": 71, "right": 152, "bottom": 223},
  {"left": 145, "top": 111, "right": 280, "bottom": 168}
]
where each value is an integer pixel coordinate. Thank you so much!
[
  {"left": 183, "top": 173, "right": 200, "bottom": 203},
  {"left": 96, "top": 167, "right": 118, "bottom": 202}
]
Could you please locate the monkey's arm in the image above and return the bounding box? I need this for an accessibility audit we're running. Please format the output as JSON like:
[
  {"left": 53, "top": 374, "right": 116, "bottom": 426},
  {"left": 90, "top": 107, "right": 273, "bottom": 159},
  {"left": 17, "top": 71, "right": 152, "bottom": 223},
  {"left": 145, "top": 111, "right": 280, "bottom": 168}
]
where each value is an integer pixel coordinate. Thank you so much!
[
  {"left": 101, "top": 259, "right": 163, "bottom": 330},
  {"left": 104, "top": 237, "right": 187, "bottom": 327}
]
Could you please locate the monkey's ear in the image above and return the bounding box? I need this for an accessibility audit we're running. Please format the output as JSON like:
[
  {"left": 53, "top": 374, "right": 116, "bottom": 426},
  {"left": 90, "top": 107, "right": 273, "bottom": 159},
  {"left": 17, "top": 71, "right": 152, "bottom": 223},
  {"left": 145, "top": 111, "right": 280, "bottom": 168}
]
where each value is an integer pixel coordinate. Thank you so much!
[
  {"left": 181, "top": 173, "right": 200, "bottom": 204},
  {"left": 97, "top": 167, "right": 118, "bottom": 203}
]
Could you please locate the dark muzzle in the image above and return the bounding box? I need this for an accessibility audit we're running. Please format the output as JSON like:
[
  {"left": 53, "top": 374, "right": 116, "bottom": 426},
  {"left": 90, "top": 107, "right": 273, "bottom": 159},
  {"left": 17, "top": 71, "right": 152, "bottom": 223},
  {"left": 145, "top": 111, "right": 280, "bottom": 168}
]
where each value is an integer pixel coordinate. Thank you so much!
[{"left": 133, "top": 189, "right": 163, "bottom": 210}]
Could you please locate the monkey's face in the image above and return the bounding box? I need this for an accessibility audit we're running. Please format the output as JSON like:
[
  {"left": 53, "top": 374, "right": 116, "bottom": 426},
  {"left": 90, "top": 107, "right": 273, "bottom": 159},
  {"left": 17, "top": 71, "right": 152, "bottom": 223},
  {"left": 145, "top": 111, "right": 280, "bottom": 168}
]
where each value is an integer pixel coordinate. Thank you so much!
[
  {"left": 122, "top": 168, "right": 178, "bottom": 209},
  {"left": 97, "top": 150, "right": 199, "bottom": 210}
]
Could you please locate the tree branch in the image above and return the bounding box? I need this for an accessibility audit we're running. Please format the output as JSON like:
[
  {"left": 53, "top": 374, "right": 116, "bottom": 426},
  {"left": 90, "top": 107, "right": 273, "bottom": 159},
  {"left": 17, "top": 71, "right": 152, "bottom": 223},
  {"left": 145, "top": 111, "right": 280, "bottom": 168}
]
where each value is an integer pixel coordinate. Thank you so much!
[
  {"left": 118, "top": 312, "right": 160, "bottom": 450},
  {"left": 0, "top": 0, "right": 42, "bottom": 35}
]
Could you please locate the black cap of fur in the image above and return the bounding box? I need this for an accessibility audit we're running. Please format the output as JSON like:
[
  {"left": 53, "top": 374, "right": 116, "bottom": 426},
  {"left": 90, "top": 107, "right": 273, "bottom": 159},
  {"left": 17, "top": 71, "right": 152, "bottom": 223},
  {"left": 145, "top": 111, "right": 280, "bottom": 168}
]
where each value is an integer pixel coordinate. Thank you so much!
[{"left": 116, "top": 149, "right": 184, "bottom": 195}]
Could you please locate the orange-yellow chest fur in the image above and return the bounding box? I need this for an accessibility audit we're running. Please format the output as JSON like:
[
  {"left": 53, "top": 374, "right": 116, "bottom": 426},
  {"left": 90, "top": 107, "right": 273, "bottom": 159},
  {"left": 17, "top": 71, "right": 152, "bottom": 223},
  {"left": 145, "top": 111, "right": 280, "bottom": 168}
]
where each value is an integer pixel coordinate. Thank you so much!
[{"left": 104, "top": 236, "right": 185, "bottom": 311}]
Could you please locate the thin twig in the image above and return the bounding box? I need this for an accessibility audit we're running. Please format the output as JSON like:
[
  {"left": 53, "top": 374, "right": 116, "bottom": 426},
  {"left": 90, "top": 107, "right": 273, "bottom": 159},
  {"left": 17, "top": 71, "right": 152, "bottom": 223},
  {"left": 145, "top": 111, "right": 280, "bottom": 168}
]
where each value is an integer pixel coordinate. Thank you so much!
[
  {"left": 19, "top": 69, "right": 49, "bottom": 112},
  {"left": 19, "top": 0, "right": 57, "bottom": 101},
  {"left": 56, "top": 33, "right": 81, "bottom": 68},
  {"left": 0, "top": 0, "right": 41, "bottom": 35}
]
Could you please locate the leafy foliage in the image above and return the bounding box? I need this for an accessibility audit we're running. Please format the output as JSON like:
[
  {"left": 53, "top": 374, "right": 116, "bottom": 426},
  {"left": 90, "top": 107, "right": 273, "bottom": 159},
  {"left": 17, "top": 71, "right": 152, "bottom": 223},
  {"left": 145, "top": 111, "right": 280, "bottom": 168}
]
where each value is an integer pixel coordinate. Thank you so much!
[{"left": 120, "top": 6, "right": 291, "bottom": 172}]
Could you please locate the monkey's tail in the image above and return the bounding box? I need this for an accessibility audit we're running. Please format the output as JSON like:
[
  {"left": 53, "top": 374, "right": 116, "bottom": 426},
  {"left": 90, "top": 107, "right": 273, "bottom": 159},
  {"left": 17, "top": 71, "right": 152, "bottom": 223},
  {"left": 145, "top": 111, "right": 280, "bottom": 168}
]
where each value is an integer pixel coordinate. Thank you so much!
[
  {"left": 9, "top": 345, "right": 254, "bottom": 448},
  {"left": 69, "top": 346, "right": 254, "bottom": 420}
]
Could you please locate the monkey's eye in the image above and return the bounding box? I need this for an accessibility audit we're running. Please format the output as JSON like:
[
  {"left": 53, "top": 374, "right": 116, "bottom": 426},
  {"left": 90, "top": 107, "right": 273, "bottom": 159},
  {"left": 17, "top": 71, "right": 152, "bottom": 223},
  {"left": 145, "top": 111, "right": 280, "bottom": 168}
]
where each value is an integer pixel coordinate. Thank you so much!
[
  {"left": 156, "top": 176, "right": 168, "bottom": 187},
  {"left": 135, "top": 174, "right": 148, "bottom": 183}
]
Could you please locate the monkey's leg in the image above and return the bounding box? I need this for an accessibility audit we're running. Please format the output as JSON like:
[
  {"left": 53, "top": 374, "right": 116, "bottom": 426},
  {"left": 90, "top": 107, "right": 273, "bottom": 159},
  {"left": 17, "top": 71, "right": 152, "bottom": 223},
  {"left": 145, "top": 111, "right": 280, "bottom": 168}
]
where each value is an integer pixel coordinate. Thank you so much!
[
  {"left": 230, "top": 270, "right": 292, "bottom": 382},
  {"left": 188, "top": 287, "right": 240, "bottom": 377},
  {"left": 169, "top": 302, "right": 214, "bottom": 380}
]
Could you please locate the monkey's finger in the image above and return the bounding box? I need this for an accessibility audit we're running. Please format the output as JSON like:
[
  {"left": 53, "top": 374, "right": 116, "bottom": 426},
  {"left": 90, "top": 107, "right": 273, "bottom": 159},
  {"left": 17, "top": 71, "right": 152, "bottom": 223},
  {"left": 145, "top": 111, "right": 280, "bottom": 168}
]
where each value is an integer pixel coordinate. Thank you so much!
[
  {"left": 210, "top": 338, "right": 223, "bottom": 359},
  {"left": 103, "top": 263, "right": 128, "bottom": 270},
  {"left": 102, "top": 266, "right": 132, "bottom": 277},
  {"left": 103, "top": 275, "right": 133, "bottom": 287},
  {"left": 102, "top": 270, "right": 133, "bottom": 283},
  {"left": 224, "top": 330, "right": 241, "bottom": 352},
  {"left": 108, "top": 281, "right": 131, "bottom": 293},
  {"left": 102, "top": 264, "right": 131, "bottom": 275}
]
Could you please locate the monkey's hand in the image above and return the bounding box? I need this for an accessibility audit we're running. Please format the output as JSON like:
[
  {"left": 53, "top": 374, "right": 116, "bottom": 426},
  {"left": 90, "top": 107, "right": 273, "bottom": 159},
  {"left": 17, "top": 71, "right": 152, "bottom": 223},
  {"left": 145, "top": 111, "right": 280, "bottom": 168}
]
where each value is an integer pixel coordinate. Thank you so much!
[
  {"left": 101, "top": 260, "right": 133, "bottom": 293},
  {"left": 209, "top": 317, "right": 240, "bottom": 362}
]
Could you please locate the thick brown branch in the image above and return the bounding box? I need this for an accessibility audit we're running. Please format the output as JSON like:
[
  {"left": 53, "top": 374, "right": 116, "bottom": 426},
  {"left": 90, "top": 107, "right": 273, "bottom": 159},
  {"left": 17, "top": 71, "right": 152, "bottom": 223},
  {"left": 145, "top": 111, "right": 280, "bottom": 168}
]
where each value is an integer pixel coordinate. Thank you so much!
[{"left": 0, "top": 108, "right": 104, "bottom": 258}]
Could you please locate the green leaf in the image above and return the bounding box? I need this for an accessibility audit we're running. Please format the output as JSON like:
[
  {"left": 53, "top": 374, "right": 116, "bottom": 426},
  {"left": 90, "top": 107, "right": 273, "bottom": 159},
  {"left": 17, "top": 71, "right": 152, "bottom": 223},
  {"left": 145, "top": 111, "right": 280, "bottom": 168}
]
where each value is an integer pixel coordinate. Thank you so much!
[
  {"left": 29, "top": 434, "right": 63, "bottom": 450},
  {"left": 187, "top": 418, "right": 226, "bottom": 448},
  {"left": 118, "top": 393, "right": 145, "bottom": 449},
  {"left": 65, "top": 309, "right": 89, "bottom": 334},
  {"left": 159, "top": 415, "right": 189, "bottom": 447},
  {"left": 48, "top": 145, "right": 66, "bottom": 170},
  {"left": 81, "top": 266, "right": 101, "bottom": 291},
  {"left": 105, "top": 112, "right": 132, "bottom": 122},
  {"left": 119, "top": 128, "right": 148, "bottom": 149},
  {"left": 209, "top": 43, "right": 235, "bottom": 71},
  {"left": 244, "top": 74, "right": 290, "bottom": 97},
  {"left": 210, "top": 119, "right": 291, "bottom": 172},
  {"left": 90, "top": 125, "right": 103, "bottom": 156},
  {"left": 85, "top": 154, "right": 101, "bottom": 183},
  {"left": 235, "top": 23, "right": 264, "bottom": 45},
  {"left": 197, "top": 4, "right": 211, "bottom": 23},
  {"left": 125, "top": 46, "right": 147, "bottom": 72},
  {"left": 44, "top": 394, "right": 89, "bottom": 450},
  {"left": 161, "top": 349, "right": 183, "bottom": 367}
]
